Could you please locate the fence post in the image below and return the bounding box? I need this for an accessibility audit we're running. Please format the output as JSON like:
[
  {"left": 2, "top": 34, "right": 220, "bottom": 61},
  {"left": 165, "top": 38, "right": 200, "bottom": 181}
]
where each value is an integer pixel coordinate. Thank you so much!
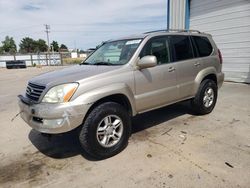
[
  {"left": 30, "top": 54, "right": 33, "bottom": 66},
  {"left": 60, "top": 53, "right": 63, "bottom": 66},
  {"left": 45, "top": 53, "right": 48, "bottom": 66},
  {"left": 48, "top": 52, "right": 51, "bottom": 66}
]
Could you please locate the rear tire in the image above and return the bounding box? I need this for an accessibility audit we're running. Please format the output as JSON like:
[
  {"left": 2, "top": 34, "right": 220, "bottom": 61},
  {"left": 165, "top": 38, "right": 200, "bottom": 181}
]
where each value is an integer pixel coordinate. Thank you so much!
[
  {"left": 79, "top": 102, "right": 131, "bottom": 160},
  {"left": 191, "top": 79, "right": 217, "bottom": 115}
]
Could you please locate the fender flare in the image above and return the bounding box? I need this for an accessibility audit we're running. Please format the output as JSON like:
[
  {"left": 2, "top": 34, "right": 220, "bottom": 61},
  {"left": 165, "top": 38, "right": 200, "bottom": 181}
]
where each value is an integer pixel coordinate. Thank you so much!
[
  {"left": 194, "top": 67, "right": 217, "bottom": 94},
  {"left": 74, "top": 83, "right": 137, "bottom": 115}
]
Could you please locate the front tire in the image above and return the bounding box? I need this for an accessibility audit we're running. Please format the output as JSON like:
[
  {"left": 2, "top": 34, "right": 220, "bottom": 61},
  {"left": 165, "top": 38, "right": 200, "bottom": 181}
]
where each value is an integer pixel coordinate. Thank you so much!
[
  {"left": 79, "top": 102, "right": 131, "bottom": 160},
  {"left": 191, "top": 79, "right": 218, "bottom": 115}
]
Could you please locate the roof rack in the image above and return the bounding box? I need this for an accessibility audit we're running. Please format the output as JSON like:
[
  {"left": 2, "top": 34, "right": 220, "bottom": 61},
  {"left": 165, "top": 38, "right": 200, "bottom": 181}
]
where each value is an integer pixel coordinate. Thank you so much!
[{"left": 144, "top": 29, "right": 201, "bottom": 34}]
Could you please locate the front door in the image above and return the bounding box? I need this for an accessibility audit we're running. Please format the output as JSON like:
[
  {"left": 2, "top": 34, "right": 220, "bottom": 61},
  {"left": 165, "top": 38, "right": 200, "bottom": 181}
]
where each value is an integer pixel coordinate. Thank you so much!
[{"left": 134, "top": 36, "right": 178, "bottom": 112}]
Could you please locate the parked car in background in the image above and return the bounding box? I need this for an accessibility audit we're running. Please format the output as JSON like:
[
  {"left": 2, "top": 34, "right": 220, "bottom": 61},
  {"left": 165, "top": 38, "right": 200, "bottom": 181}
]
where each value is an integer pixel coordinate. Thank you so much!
[{"left": 6, "top": 60, "right": 26, "bottom": 69}]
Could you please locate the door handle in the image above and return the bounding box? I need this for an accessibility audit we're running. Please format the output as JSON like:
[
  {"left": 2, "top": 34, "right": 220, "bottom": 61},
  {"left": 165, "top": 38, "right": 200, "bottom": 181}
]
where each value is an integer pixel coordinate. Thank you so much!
[
  {"left": 168, "top": 67, "right": 175, "bottom": 72},
  {"left": 194, "top": 62, "right": 200, "bottom": 67}
]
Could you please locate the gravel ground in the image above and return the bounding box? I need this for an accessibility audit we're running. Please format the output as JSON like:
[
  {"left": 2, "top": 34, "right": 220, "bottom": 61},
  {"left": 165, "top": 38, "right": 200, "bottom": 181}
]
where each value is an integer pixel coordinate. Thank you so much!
[{"left": 0, "top": 66, "right": 249, "bottom": 188}]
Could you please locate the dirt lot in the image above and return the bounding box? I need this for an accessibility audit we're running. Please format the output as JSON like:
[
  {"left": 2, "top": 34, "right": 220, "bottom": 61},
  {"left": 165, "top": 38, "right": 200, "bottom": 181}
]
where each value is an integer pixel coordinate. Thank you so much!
[{"left": 0, "top": 66, "right": 249, "bottom": 188}]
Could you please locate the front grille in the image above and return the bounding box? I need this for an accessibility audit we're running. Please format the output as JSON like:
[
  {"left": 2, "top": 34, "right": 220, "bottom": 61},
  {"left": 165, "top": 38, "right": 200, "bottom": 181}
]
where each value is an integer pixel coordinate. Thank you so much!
[{"left": 26, "top": 82, "right": 46, "bottom": 102}]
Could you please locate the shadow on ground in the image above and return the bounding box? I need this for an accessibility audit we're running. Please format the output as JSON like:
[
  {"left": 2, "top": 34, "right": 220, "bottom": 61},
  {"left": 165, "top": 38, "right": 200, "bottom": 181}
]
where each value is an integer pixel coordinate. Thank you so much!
[
  {"left": 29, "top": 129, "right": 82, "bottom": 159},
  {"left": 29, "top": 101, "right": 193, "bottom": 160},
  {"left": 131, "top": 101, "right": 192, "bottom": 133}
]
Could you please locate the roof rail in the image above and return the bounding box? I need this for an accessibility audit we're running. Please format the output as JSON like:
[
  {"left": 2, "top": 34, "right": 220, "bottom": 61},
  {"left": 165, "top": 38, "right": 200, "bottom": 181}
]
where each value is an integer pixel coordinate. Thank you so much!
[
  {"left": 144, "top": 29, "right": 201, "bottom": 34},
  {"left": 144, "top": 29, "right": 168, "bottom": 34},
  {"left": 169, "top": 29, "right": 201, "bottom": 33}
]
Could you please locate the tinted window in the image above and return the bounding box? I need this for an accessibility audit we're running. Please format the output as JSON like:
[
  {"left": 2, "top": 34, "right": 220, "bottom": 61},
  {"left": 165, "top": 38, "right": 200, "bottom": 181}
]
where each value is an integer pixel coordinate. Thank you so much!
[
  {"left": 192, "top": 36, "right": 213, "bottom": 57},
  {"left": 140, "top": 37, "right": 170, "bottom": 64},
  {"left": 170, "top": 36, "right": 193, "bottom": 61}
]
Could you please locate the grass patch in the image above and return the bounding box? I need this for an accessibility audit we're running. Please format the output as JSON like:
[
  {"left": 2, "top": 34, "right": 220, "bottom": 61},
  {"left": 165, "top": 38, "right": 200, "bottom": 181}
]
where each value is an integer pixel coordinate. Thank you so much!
[{"left": 63, "top": 57, "right": 85, "bottom": 65}]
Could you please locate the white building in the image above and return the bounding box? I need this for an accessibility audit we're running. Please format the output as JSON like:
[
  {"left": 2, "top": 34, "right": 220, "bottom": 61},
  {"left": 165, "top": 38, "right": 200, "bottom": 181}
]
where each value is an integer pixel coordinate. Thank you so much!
[{"left": 168, "top": 0, "right": 250, "bottom": 83}]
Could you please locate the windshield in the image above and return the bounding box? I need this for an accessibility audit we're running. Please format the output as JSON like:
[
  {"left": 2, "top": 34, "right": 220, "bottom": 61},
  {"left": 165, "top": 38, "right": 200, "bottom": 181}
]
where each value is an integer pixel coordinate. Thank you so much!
[{"left": 82, "top": 39, "right": 142, "bottom": 65}]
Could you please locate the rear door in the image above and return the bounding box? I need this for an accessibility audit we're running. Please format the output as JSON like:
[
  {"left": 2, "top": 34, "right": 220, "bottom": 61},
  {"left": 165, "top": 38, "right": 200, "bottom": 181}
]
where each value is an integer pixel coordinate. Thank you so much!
[
  {"left": 191, "top": 35, "right": 215, "bottom": 71},
  {"left": 169, "top": 35, "right": 202, "bottom": 99}
]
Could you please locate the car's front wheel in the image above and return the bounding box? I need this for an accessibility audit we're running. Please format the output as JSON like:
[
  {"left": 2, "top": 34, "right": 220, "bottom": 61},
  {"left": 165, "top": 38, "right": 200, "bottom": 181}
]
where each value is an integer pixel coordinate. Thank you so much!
[{"left": 79, "top": 102, "right": 131, "bottom": 160}]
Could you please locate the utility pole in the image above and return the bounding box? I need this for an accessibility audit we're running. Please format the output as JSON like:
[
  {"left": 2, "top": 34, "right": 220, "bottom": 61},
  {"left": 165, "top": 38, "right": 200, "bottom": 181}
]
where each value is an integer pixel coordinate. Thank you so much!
[{"left": 44, "top": 24, "right": 50, "bottom": 65}]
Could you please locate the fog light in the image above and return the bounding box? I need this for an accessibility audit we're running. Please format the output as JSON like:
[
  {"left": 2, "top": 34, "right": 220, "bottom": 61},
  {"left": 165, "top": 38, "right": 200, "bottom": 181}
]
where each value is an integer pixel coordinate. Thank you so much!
[{"left": 43, "top": 118, "right": 64, "bottom": 128}]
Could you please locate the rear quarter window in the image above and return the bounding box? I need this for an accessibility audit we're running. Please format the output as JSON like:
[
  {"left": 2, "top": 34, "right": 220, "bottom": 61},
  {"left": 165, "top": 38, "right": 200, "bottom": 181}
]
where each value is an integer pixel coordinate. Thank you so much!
[{"left": 192, "top": 36, "right": 213, "bottom": 57}]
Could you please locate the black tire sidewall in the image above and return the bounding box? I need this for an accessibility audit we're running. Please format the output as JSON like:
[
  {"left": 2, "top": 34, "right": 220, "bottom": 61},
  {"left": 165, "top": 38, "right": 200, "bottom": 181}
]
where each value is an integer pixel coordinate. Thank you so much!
[
  {"left": 201, "top": 80, "right": 217, "bottom": 112},
  {"left": 193, "top": 79, "right": 218, "bottom": 114},
  {"left": 79, "top": 102, "right": 131, "bottom": 159}
]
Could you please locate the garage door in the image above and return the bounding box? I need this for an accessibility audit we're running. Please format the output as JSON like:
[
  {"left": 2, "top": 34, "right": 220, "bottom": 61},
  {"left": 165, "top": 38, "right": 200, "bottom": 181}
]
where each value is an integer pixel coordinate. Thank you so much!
[{"left": 190, "top": 0, "right": 250, "bottom": 83}]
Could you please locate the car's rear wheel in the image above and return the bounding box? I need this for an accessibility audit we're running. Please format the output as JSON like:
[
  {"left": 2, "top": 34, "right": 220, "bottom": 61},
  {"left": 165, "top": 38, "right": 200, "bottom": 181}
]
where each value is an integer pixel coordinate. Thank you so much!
[
  {"left": 79, "top": 102, "right": 131, "bottom": 160},
  {"left": 191, "top": 79, "right": 217, "bottom": 115}
]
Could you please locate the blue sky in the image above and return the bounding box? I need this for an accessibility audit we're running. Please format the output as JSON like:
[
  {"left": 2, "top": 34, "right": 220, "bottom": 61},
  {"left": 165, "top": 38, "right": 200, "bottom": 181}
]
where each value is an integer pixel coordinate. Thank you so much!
[{"left": 0, "top": 0, "right": 167, "bottom": 50}]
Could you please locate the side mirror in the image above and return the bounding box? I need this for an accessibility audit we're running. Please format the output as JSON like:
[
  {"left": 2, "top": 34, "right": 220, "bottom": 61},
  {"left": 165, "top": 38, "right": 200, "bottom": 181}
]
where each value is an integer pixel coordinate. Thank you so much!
[{"left": 137, "top": 55, "right": 157, "bottom": 69}]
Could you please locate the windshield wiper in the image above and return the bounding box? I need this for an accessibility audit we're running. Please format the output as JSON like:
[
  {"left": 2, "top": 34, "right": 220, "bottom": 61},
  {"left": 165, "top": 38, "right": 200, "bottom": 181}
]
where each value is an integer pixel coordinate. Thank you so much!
[
  {"left": 92, "top": 62, "right": 114, "bottom": 66},
  {"left": 81, "top": 61, "right": 123, "bottom": 66},
  {"left": 80, "top": 62, "right": 91, "bottom": 65}
]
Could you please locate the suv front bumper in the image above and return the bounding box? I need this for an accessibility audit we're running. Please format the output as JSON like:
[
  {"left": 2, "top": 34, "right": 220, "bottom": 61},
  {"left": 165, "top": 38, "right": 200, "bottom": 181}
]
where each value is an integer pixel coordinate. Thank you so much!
[{"left": 18, "top": 95, "right": 90, "bottom": 134}]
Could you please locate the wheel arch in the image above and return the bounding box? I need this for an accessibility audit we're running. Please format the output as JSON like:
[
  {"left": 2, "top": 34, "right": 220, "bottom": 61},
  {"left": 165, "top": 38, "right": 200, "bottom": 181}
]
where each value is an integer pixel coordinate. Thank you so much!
[
  {"left": 201, "top": 74, "right": 217, "bottom": 85},
  {"left": 80, "top": 93, "right": 133, "bottom": 128},
  {"left": 75, "top": 83, "right": 136, "bottom": 125},
  {"left": 194, "top": 67, "right": 218, "bottom": 95},
  {"left": 89, "top": 94, "right": 133, "bottom": 116}
]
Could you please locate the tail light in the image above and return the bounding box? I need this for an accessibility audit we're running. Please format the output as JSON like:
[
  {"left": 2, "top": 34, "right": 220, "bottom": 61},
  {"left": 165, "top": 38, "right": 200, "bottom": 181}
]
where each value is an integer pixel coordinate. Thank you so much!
[{"left": 218, "top": 49, "right": 223, "bottom": 64}]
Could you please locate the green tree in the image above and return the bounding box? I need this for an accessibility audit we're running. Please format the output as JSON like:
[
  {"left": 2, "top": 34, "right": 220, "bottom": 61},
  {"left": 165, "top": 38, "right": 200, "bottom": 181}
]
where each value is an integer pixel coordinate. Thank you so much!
[
  {"left": 0, "top": 46, "right": 3, "bottom": 54},
  {"left": 35, "top": 39, "right": 48, "bottom": 52},
  {"left": 59, "top": 44, "right": 68, "bottom": 51},
  {"left": 51, "top": 41, "right": 59, "bottom": 52},
  {"left": 19, "top": 37, "right": 48, "bottom": 53},
  {"left": 19, "top": 37, "right": 36, "bottom": 53},
  {"left": 1, "top": 36, "right": 17, "bottom": 53}
]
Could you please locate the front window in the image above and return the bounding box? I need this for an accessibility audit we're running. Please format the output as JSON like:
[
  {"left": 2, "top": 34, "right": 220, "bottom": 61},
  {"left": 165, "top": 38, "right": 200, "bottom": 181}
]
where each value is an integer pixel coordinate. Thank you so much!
[
  {"left": 140, "top": 36, "right": 170, "bottom": 64},
  {"left": 83, "top": 39, "right": 142, "bottom": 65}
]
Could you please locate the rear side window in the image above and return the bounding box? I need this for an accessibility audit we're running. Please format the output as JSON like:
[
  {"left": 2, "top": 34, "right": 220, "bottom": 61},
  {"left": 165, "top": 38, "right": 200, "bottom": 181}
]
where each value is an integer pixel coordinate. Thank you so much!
[
  {"left": 169, "top": 36, "right": 194, "bottom": 61},
  {"left": 192, "top": 36, "right": 213, "bottom": 57}
]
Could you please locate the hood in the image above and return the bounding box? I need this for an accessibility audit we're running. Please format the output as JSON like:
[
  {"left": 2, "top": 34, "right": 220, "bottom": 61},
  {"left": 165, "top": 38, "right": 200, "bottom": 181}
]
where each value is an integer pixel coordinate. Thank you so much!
[{"left": 30, "top": 65, "right": 121, "bottom": 86}]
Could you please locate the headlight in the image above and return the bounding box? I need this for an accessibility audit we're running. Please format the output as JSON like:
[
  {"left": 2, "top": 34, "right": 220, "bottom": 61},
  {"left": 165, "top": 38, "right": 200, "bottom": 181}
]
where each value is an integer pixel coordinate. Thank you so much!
[{"left": 42, "top": 83, "right": 79, "bottom": 103}]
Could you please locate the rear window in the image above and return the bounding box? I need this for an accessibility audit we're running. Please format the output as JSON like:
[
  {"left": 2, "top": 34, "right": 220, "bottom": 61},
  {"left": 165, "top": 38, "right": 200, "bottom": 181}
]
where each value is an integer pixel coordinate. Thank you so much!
[
  {"left": 169, "top": 36, "right": 194, "bottom": 61},
  {"left": 192, "top": 36, "right": 213, "bottom": 57}
]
